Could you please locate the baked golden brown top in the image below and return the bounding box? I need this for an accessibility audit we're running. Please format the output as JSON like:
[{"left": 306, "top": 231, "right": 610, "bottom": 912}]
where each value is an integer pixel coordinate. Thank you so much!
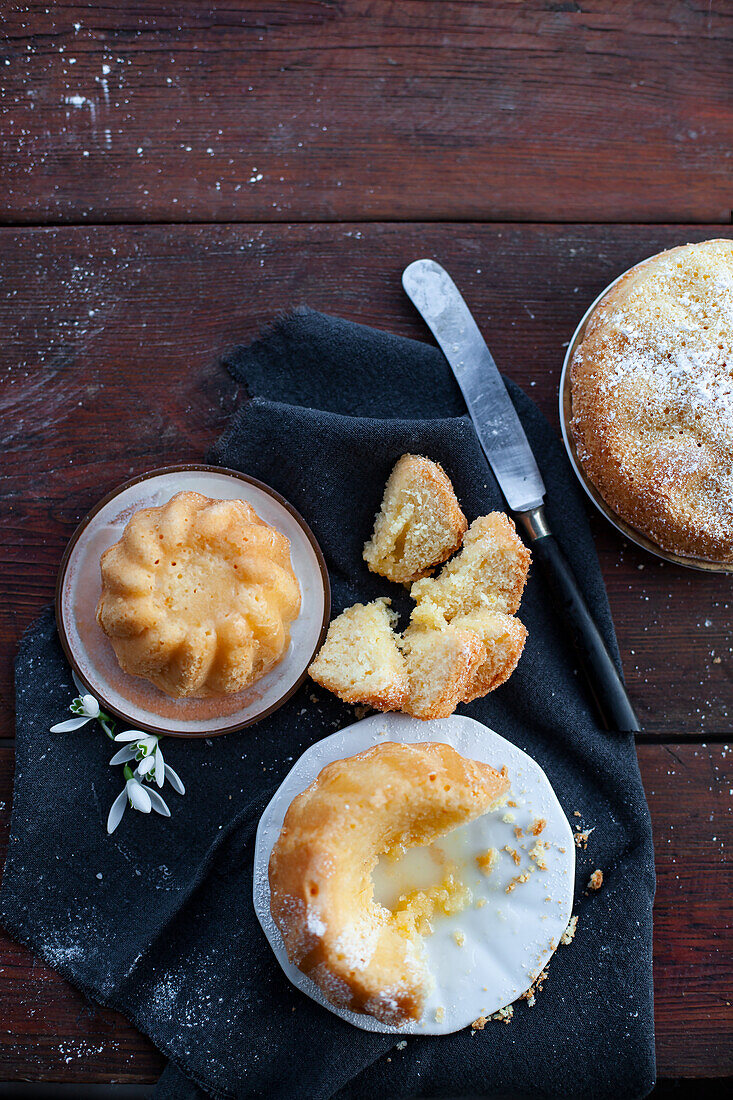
[
  {"left": 96, "top": 491, "right": 301, "bottom": 697},
  {"left": 268, "top": 740, "right": 509, "bottom": 1025},
  {"left": 570, "top": 239, "right": 733, "bottom": 562}
]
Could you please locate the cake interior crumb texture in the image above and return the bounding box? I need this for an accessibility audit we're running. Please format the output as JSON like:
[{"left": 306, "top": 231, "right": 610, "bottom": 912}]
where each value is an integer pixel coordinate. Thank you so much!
[
  {"left": 307, "top": 598, "right": 409, "bottom": 711},
  {"left": 363, "top": 454, "right": 467, "bottom": 584}
]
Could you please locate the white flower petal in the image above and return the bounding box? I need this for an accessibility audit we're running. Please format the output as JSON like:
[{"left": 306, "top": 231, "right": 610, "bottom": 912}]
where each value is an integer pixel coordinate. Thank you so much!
[
  {"left": 154, "top": 746, "right": 165, "bottom": 788},
  {"left": 109, "top": 745, "right": 137, "bottom": 766},
  {"left": 72, "top": 670, "right": 87, "bottom": 696},
  {"left": 50, "top": 716, "right": 92, "bottom": 732},
  {"left": 147, "top": 788, "right": 171, "bottom": 817},
  {"left": 139, "top": 734, "right": 158, "bottom": 752},
  {"left": 126, "top": 779, "right": 152, "bottom": 813},
  {"left": 107, "top": 789, "right": 127, "bottom": 834},
  {"left": 136, "top": 755, "right": 156, "bottom": 776},
  {"left": 114, "top": 730, "right": 146, "bottom": 743},
  {"left": 164, "top": 764, "right": 185, "bottom": 795},
  {"left": 81, "top": 694, "right": 100, "bottom": 718}
]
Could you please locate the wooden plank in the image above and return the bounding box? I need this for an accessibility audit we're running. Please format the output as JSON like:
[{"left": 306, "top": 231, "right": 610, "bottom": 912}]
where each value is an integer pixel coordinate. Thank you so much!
[
  {"left": 2, "top": 1, "right": 731, "bottom": 225},
  {"left": 0, "top": 743, "right": 730, "bottom": 1081},
  {"left": 1, "top": 222, "right": 732, "bottom": 737},
  {"left": 638, "top": 743, "right": 733, "bottom": 1078}
]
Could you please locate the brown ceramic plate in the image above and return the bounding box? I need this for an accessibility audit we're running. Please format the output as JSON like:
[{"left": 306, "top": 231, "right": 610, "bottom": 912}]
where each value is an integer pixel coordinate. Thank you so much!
[
  {"left": 559, "top": 267, "right": 733, "bottom": 574},
  {"left": 55, "top": 465, "right": 331, "bottom": 737}
]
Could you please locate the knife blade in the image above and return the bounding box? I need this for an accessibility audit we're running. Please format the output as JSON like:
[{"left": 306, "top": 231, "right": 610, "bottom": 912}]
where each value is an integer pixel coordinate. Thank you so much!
[
  {"left": 402, "top": 258, "right": 640, "bottom": 732},
  {"left": 402, "top": 258, "right": 545, "bottom": 513}
]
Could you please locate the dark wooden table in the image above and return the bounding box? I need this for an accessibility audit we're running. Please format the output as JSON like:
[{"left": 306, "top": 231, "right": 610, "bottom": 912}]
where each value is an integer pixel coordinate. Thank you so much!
[{"left": 1, "top": 2, "right": 731, "bottom": 1095}]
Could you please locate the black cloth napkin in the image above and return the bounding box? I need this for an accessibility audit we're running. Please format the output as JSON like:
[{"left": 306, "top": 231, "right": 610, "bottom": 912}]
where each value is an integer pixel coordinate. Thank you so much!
[{"left": 0, "top": 309, "right": 655, "bottom": 1099}]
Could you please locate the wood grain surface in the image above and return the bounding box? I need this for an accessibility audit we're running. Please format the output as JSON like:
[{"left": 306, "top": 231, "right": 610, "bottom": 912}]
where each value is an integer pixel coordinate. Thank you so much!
[
  {"left": 2, "top": 1, "right": 731, "bottom": 225},
  {"left": 2, "top": 0, "right": 732, "bottom": 1088},
  {"left": 0, "top": 742, "right": 729, "bottom": 1081},
  {"left": 2, "top": 222, "right": 732, "bottom": 739}
]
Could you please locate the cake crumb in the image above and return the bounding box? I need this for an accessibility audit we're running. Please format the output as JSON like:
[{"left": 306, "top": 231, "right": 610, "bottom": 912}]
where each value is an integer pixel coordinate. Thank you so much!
[
  {"left": 561, "top": 915, "right": 579, "bottom": 945},
  {"left": 574, "top": 826, "right": 595, "bottom": 849},
  {"left": 507, "top": 799, "right": 517, "bottom": 807},
  {"left": 573, "top": 810, "right": 581, "bottom": 817},
  {"left": 503, "top": 845, "right": 521, "bottom": 866},
  {"left": 453, "top": 930, "right": 465, "bottom": 947},
  {"left": 471, "top": 1015, "right": 487, "bottom": 1031},
  {"left": 529, "top": 818, "right": 546, "bottom": 836},
  {"left": 491, "top": 1004, "right": 514, "bottom": 1024},
  {"left": 514, "top": 825, "right": 524, "bottom": 839},
  {"left": 521, "top": 966, "right": 549, "bottom": 1006},
  {"left": 502, "top": 812, "right": 515, "bottom": 824},
  {"left": 588, "top": 869, "right": 603, "bottom": 891},
  {"left": 435, "top": 1006, "right": 445, "bottom": 1023},
  {"left": 396, "top": 1040, "right": 407, "bottom": 1050},
  {"left": 476, "top": 848, "right": 499, "bottom": 876},
  {"left": 506, "top": 869, "right": 531, "bottom": 893},
  {"left": 475, "top": 897, "right": 487, "bottom": 909},
  {"left": 528, "top": 840, "right": 548, "bottom": 870}
]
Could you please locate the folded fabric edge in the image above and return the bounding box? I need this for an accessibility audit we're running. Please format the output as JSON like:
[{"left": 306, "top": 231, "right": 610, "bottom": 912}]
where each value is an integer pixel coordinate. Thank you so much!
[{"left": 219, "top": 305, "right": 316, "bottom": 388}]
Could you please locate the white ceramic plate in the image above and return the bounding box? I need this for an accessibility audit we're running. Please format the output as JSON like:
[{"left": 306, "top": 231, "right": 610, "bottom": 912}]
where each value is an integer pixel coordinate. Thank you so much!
[
  {"left": 254, "top": 713, "right": 575, "bottom": 1034},
  {"left": 56, "top": 465, "right": 330, "bottom": 737}
]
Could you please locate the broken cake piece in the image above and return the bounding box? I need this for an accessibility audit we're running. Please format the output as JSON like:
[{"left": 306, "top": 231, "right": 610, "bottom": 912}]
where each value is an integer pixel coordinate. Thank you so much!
[
  {"left": 411, "top": 512, "right": 530, "bottom": 619},
  {"left": 363, "top": 454, "right": 468, "bottom": 584},
  {"left": 308, "top": 598, "right": 409, "bottom": 711}
]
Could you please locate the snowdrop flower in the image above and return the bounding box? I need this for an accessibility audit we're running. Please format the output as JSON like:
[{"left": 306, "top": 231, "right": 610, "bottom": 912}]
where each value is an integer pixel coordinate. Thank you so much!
[
  {"left": 50, "top": 674, "right": 116, "bottom": 737},
  {"left": 50, "top": 693, "right": 99, "bottom": 732},
  {"left": 106, "top": 732, "right": 185, "bottom": 833},
  {"left": 110, "top": 732, "right": 185, "bottom": 794},
  {"left": 51, "top": 668, "right": 187, "bottom": 834},
  {"left": 107, "top": 765, "right": 172, "bottom": 834}
]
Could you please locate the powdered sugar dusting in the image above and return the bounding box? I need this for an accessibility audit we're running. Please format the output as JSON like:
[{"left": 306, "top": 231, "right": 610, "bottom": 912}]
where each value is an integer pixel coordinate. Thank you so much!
[{"left": 571, "top": 240, "right": 733, "bottom": 560}]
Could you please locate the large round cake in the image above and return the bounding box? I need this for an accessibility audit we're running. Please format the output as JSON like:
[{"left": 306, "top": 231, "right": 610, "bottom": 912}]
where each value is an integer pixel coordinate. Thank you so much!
[
  {"left": 570, "top": 239, "right": 733, "bottom": 562},
  {"left": 96, "top": 491, "right": 301, "bottom": 697}
]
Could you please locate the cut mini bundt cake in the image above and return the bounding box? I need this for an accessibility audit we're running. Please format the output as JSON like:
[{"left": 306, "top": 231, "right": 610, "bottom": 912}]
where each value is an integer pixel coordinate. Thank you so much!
[
  {"left": 268, "top": 740, "right": 510, "bottom": 1025},
  {"left": 308, "top": 598, "right": 409, "bottom": 711},
  {"left": 96, "top": 491, "right": 301, "bottom": 698},
  {"left": 411, "top": 512, "right": 530, "bottom": 619},
  {"left": 363, "top": 455, "right": 467, "bottom": 584}
]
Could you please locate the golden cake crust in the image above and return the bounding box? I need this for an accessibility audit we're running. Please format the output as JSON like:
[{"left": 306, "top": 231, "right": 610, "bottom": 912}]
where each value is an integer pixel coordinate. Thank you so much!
[
  {"left": 570, "top": 239, "right": 733, "bottom": 562},
  {"left": 268, "top": 740, "right": 509, "bottom": 1025},
  {"left": 96, "top": 491, "right": 301, "bottom": 697}
]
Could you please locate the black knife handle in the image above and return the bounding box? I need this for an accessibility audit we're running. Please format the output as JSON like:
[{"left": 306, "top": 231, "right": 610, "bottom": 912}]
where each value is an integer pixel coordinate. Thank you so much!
[{"left": 517, "top": 510, "right": 641, "bottom": 732}]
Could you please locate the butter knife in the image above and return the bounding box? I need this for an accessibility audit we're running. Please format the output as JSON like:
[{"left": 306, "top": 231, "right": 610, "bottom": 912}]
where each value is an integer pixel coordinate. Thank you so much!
[{"left": 402, "top": 258, "right": 640, "bottom": 732}]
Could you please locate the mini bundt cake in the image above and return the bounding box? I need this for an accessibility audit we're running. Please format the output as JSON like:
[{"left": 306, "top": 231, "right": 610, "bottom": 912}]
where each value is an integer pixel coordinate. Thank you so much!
[
  {"left": 570, "top": 239, "right": 733, "bottom": 562},
  {"left": 268, "top": 740, "right": 509, "bottom": 1025},
  {"left": 363, "top": 455, "right": 468, "bottom": 584},
  {"left": 96, "top": 491, "right": 301, "bottom": 697}
]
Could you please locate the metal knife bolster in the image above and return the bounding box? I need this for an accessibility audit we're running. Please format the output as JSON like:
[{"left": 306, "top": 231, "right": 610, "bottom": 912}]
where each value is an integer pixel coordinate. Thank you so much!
[{"left": 514, "top": 506, "right": 551, "bottom": 541}]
